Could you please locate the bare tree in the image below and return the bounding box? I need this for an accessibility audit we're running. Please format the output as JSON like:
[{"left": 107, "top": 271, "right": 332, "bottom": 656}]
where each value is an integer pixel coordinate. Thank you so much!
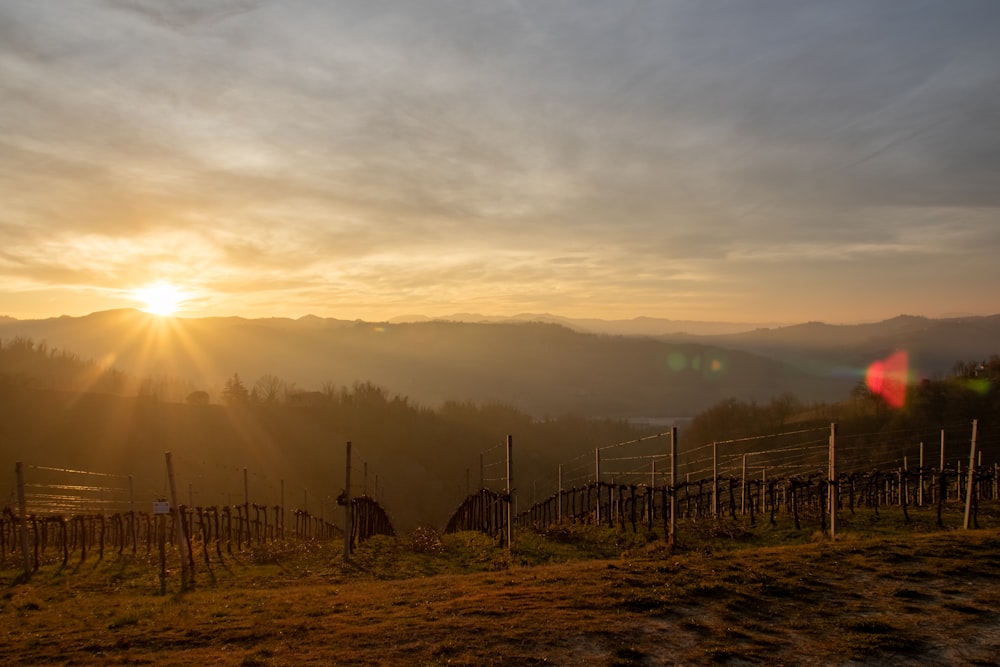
[{"left": 254, "top": 374, "right": 286, "bottom": 405}]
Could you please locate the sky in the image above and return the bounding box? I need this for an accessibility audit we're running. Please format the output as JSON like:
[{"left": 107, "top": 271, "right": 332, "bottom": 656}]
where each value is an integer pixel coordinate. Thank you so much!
[{"left": 1, "top": 1, "right": 999, "bottom": 324}]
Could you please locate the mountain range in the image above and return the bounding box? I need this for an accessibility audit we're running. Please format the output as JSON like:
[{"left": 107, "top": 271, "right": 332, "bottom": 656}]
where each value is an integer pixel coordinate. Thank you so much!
[{"left": 2, "top": 310, "right": 998, "bottom": 419}]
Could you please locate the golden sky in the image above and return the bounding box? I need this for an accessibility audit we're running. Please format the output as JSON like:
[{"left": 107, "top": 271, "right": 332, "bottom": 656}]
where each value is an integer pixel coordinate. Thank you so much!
[{"left": 2, "top": 1, "right": 999, "bottom": 324}]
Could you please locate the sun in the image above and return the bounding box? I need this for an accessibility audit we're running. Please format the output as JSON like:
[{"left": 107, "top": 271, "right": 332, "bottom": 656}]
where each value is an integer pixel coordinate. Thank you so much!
[{"left": 133, "top": 281, "right": 185, "bottom": 316}]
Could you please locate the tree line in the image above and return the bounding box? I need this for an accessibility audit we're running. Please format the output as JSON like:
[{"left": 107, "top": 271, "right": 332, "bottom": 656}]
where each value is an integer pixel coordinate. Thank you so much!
[{"left": 682, "top": 356, "right": 1000, "bottom": 456}]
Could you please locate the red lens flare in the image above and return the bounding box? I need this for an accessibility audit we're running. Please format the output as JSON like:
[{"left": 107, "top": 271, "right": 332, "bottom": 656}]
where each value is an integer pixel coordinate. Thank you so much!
[{"left": 865, "top": 350, "right": 909, "bottom": 408}]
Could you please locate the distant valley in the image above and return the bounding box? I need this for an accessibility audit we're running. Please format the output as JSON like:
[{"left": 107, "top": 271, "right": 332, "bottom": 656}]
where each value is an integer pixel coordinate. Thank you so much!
[{"left": 2, "top": 310, "right": 998, "bottom": 419}]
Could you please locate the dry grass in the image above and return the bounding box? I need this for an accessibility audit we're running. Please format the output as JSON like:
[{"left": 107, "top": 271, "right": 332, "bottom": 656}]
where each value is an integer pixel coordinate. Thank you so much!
[{"left": 3, "top": 515, "right": 1000, "bottom": 665}]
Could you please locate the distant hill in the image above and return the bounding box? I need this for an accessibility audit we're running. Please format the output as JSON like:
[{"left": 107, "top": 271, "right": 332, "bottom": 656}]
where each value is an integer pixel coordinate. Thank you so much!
[
  {"left": 0, "top": 309, "right": 855, "bottom": 418},
  {"left": 666, "top": 314, "right": 1000, "bottom": 382},
  {"left": 390, "top": 312, "right": 785, "bottom": 336}
]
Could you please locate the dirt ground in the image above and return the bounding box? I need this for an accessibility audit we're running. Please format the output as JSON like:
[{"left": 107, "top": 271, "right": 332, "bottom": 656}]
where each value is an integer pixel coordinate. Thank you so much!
[{"left": 3, "top": 529, "right": 1000, "bottom": 666}]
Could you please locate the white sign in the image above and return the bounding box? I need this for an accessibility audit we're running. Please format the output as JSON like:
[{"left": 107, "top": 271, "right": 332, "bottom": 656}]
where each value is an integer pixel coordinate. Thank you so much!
[{"left": 153, "top": 500, "right": 170, "bottom": 515}]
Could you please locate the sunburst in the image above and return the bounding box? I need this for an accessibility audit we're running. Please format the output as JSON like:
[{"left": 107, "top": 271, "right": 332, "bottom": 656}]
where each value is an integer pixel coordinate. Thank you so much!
[{"left": 133, "top": 281, "right": 184, "bottom": 316}]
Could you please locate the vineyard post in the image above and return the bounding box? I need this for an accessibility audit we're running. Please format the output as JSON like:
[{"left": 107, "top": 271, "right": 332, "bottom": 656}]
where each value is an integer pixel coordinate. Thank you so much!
[
  {"left": 158, "top": 512, "right": 166, "bottom": 595},
  {"left": 939, "top": 429, "right": 946, "bottom": 503},
  {"left": 903, "top": 456, "right": 908, "bottom": 506},
  {"left": 557, "top": 464, "right": 562, "bottom": 524},
  {"left": 668, "top": 426, "right": 677, "bottom": 547},
  {"left": 243, "top": 468, "right": 249, "bottom": 549},
  {"left": 15, "top": 462, "right": 31, "bottom": 577},
  {"left": 506, "top": 435, "right": 514, "bottom": 548},
  {"left": 280, "top": 479, "right": 285, "bottom": 539},
  {"left": 594, "top": 448, "right": 601, "bottom": 525},
  {"left": 344, "top": 441, "right": 352, "bottom": 560},
  {"left": 957, "top": 460, "right": 962, "bottom": 501},
  {"left": 964, "top": 420, "right": 978, "bottom": 530},
  {"left": 741, "top": 454, "right": 747, "bottom": 516},
  {"left": 480, "top": 454, "right": 484, "bottom": 490},
  {"left": 993, "top": 463, "right": 1000, "bottom": 500},
  {"left": 712, "top": 442, "right": 718, "bottom": 517},
  {"left": 829, "top": 423, "right": 837, "bottom": 541},
  {"left": 165, "top": 452, "right": 190, "bottom": 590},
  {"left": 940, "top": 429, "right": 945, "bottom": 472},
  {"left": 918, "top": 442, "right": 924, "bottom": 506},
  {"left": 129, "top": 474, "right": 137, "bottom": 554},
  {"left": 648, "top": 459, "right": 656, "bottom": 526}
]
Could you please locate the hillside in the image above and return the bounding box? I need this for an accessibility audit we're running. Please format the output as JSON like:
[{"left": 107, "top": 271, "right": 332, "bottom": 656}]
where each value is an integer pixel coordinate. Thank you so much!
[
  {"left": 669, "top": 314, "right": 1000, "bottom": 381},
  {"left": 3, "top": 527, "right": 999, "bottom": 665},
  {"left": 0, "top": 309, "right": 853, "bottom": 418}
]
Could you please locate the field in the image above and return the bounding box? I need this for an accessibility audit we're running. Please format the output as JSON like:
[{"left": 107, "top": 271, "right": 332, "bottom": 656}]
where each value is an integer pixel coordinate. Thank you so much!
[{"left": 3, "top": 509, "right": 1000, "bottom": 666}]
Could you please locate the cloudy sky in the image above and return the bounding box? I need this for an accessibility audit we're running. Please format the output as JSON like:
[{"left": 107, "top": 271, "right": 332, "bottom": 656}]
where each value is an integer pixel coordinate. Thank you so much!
[{"left": 2, "top": 1, "right": 998, "bottom": 324}]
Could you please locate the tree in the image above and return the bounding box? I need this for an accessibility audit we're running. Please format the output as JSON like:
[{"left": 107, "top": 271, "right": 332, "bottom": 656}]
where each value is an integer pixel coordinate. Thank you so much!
[
  {"left": 186, "top": 390, "right": 210, "bottom": 406},
  {"left": 221, "top": 373, "right": 250, "bottom": 405},
  {"left": 253, "top": 374, "right": 286, "bottom": 405},
  {"left": 851, "top": 379, "right": 887, "bottom": 417}
]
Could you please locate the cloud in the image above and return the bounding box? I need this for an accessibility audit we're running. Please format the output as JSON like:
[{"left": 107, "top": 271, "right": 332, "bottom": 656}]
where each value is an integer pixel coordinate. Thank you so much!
[{"left": 1, "top": 1, "right": 998, "bottom": 321}]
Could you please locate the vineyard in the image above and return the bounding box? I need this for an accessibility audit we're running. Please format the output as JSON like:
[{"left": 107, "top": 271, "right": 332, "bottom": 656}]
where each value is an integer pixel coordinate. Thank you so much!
[
  {"left": 2, "top": 443, "right": 393, "bottom": 588},
  {"left": 446, "top": 418, "right": 999, "bottom": 546},
  {"left": 4, "top": 417, "right": 998, "bottom": 592}
]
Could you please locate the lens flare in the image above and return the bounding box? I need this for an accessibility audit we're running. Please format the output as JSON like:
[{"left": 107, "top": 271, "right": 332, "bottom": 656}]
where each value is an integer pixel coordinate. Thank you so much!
[{"left": 865, "top": 350, "right": 909, "bottom": 408}]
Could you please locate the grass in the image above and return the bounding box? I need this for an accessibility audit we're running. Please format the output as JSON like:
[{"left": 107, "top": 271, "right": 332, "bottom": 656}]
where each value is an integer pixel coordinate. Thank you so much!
[{"left": 2, "top": 506, "right": 1000, "bottom": 664}]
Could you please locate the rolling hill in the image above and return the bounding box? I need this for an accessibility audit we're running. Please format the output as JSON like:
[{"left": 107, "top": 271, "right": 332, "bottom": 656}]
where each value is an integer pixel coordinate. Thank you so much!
[{"left": 0, "top": 309, "right": 859, "bottom": 418}]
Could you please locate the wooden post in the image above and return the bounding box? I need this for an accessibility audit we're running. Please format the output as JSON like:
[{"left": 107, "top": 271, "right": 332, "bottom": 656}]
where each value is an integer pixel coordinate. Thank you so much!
[
  {"left": 158, "top": 512, "right": 166, "bottom": 595},
  {"left": 940, "top": 429, "right": 945, "bottom": 472},
  {"left": 829, "top": 423, "right": 837, "bottom": 541},
  {"left": 506, "top": 435, "right": 514, "bottom": 548},
  {"left": 918, "top": 442, "right": 924, "bottom": 507},
  {"left": 964, "top": 420, "right": 978, "bottom": 530},
  {"left": 712, "top": 442, "right": 718, "bottom": 517},
  {"left": 165, "top": 452, "right": 189, "bottom": 589},
  {"left": 363, "top": 462, "right": 368, "bottom": 497},
  {"left": 668, "top": 427, "right": 677, "bottom": 547},
  {"left": 15, "top": 462, "right": 31, "bottom": 577},
  {"left": 994, "top": 463, "right": 999, "bottom": 503},
  {"left": 594, "top": 448, "right": 601, "bottom": 525},
  {"left": 280, "top": 479, "right": 285, "bottom": 539},
  {"left": 243, "top": 467, "right": 250, "bottom": 549},
  {"left": 344, "top": 441, "right": 352, "bottom": 560},
  {"left": 129, "top": 474, "right": 137, "bottom": 554},
  {"left": 557, "top": 464, "right": 562, "bottom": 524},
  {"left": 480, "top": 454, "right": 484, "bottom": 490},
  {"left": 740, "top": 454, "right": 747, "bottom": 516}
]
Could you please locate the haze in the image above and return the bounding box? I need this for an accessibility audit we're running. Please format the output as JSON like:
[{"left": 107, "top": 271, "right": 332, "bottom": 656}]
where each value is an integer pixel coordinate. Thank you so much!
[{"left": 2, "top": 1, "right": 999, "bottom": 323}]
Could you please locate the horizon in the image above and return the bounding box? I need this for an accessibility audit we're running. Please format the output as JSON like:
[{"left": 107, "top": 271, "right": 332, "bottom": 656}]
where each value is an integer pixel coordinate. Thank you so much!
[
  {"left": 3, "top": 306, "right": 997, "bottom": 330},
  {"left": 2, "top": 3, "right": 999, "bottom": 323}
]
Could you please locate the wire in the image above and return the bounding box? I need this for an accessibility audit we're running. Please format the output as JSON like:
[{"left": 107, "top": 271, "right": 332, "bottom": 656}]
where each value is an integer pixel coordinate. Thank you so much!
[
  {"left": 597, "top": 431, "right": 672, "bottom": 452},
  {"left": 28, "top": 465, "right": 130, "bottom": 478}
]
